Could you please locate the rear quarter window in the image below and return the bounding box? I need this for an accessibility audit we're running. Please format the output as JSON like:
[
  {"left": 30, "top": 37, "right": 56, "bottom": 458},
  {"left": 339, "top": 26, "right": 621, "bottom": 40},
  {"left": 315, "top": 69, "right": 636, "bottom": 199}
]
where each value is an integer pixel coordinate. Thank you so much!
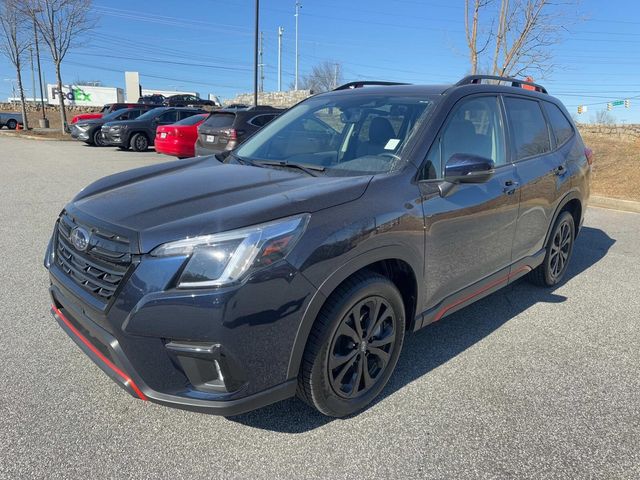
[
  {"left": 543, "top": 102, "right": 574, "bottom": 146},
  {"left": 504, "top": 97, "right": 551, "bottom": 160}
]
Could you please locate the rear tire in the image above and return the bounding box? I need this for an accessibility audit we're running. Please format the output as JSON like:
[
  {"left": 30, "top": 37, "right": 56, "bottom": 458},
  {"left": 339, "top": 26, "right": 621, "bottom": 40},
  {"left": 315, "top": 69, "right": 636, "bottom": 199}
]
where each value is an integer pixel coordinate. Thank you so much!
[
  {"left": 297, "top": 272, "right": 405, "bottom": 417},
  {"left": 528, "top": 211, "right": 575, "bottom": 287},
  {"left": 6, "top": 119, "right": 17, "bottom": 130},
  {"left": 130, "top": 133, "right": 149, "bottom": 152}
]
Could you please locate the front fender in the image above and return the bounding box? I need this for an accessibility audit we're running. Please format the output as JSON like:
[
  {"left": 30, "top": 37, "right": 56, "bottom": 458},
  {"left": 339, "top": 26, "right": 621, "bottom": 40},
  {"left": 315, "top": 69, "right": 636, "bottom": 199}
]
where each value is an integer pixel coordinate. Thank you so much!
[{"left": 286, "top": 245, "right": 424, "bottom": 379}]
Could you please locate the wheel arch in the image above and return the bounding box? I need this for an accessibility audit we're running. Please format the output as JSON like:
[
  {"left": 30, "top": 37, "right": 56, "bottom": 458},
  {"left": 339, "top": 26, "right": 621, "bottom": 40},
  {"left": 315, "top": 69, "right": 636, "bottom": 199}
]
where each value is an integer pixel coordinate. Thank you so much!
[
  {"left": 287, "top": 246, "right": 423, "bottom": 379},
  {"left": 544, "top": 189, "right": 584, "bottom": 246}
]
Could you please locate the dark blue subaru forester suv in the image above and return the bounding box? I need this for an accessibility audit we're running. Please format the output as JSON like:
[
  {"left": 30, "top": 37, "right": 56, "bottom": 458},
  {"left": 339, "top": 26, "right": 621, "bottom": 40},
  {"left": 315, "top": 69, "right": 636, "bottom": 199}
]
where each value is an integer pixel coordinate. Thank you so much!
[{"left": 45, "top": 76, "right": 591, "bottom": 417}]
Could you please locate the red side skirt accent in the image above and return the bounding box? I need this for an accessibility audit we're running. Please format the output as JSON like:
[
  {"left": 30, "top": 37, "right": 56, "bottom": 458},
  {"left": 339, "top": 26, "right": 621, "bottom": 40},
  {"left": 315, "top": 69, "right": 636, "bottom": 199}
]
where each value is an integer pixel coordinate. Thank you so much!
[
  {"left": 52, "top": 305, "right": 148, "bottom": 401},
  {"left": 434, "top": 266, "right": 531, "bottom": 322}
]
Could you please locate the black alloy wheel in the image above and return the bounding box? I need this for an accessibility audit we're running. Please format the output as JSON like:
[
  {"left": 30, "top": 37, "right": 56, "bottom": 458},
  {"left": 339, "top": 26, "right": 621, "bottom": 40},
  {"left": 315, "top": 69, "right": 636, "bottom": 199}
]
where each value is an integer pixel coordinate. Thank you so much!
[
  {"left": 528, "top": 211, "right": 575, "bottom": 287},
  {"left": 298, "top": 272, "right": 405, "bottom": 417},
  {"left": 328, "top": 296, "right": 397, "bottom": 399},
  {"left": 93, "top": 129, "right": 105, "bottom": 147},
  {"left": 131, "top": 133, "right": 149, "bottom": 152}
]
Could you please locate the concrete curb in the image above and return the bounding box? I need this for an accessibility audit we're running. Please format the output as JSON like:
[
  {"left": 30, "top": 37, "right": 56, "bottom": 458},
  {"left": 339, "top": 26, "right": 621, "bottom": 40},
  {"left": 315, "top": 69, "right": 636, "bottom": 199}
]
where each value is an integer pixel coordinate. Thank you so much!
[
  {"left": 0, "top": 131, "right": 70, "bottom": 141},
  {"left": 590, "top": 196, "right": 640, "bottom": 214}
]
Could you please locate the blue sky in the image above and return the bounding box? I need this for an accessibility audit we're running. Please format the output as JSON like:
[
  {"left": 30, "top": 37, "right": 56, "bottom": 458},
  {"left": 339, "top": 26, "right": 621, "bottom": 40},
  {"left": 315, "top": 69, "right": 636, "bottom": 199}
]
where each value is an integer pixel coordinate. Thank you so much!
[{"left": 1, "top": 0, "right": 640, "bottom": 122}]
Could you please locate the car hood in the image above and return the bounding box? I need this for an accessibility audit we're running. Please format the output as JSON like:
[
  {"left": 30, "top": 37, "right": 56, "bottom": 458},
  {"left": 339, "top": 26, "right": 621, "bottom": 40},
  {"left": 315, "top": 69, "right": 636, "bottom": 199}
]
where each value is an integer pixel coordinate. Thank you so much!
[{"left": 68, "top": 157, "right": 372, "bottom": 253}]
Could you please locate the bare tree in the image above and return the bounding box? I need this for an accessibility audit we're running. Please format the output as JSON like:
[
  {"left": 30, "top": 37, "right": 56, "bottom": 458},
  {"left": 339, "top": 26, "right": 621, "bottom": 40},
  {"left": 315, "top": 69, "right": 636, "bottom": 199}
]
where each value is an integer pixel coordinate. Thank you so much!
[
  {"left": 0, "top": 0, "right": 30, "bottom": 130},
  {"left": 464, "top": 0, "right": 577, "bottom": 78},
  {"left": 593, "top": 109, "right": 614, "bottom": 125},
  {"left": 297, "top": 61, "right": 343, "bottom": 93},
  {"left": 26, "top": 0, "right": 95, "bottom": 133},
  {"left": 465, "top": 0, "right": 493, "bottom": 75}
]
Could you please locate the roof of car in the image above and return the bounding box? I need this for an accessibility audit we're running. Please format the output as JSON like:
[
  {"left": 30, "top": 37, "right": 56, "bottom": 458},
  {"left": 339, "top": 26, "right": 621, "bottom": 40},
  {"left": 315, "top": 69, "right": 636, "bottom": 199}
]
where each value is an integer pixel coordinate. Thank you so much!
[
  {"left": 320, "top": 76, "right": 551, "bottom": 99},
  {"left": 323, "top": 84, "right": 452, "bottom": 97}
]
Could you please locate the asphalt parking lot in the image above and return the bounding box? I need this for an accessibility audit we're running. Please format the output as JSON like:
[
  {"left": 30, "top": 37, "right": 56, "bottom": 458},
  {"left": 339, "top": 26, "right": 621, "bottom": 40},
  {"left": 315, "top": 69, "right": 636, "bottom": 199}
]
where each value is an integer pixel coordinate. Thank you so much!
[{"left": 0, "top": 135, "right": 638, "bottom": 479}]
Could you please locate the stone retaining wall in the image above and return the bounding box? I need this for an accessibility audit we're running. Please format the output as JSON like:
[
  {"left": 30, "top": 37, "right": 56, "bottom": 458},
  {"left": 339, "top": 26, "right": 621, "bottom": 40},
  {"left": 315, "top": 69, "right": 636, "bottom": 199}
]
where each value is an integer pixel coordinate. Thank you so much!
[
  {"left": 225, "top": 90, "right": 313, "bottom": 108},
  {"left": 577, "top": 124, "right": 640, "bottom": 141}
]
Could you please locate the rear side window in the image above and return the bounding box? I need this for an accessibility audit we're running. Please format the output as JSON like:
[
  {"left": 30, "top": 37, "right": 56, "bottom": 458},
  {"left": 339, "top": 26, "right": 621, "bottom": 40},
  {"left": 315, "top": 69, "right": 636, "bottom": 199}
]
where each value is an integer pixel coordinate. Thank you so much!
[
  {"left": 156, "top": 110, "right": 179, "bottom": 124},
  {"left": 504, "top": 97, "right": 551, "bottom": 160},
  {"left": 543, "top": 102, "right": 573, "bottom": 146},
  {"left": 203, "top": 113, "right": 235, "bottom": 128},
  {"left": 249, "top": 114, "right": 276, "bottom": 127}
]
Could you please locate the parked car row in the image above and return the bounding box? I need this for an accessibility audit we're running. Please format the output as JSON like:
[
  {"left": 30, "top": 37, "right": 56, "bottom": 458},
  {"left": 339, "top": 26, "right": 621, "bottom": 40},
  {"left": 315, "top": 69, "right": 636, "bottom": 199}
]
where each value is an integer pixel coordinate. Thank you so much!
[{"left": 69, "top": 103, "right": 284, "bottom": 158}]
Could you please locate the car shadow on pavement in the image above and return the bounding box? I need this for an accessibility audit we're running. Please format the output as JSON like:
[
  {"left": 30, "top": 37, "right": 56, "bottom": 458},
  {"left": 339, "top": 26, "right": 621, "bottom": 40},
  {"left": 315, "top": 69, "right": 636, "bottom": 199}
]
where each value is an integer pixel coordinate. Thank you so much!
[{"left": 228, "top": 226, "right": 615, "bottom": 433}]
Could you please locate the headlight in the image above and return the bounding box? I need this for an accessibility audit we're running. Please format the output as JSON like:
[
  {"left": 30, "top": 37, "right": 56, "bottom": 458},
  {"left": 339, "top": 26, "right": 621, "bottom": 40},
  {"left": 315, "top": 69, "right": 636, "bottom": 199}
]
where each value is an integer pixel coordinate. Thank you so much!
[
  {"left": 76, "top": 123, "right": 90, "bottom": 130},
  {"left": 109, "top": 125, "right": 122, "bottom": 131},
  {"left": 151, "top": 214, "right": 310, "bottom": 288}
]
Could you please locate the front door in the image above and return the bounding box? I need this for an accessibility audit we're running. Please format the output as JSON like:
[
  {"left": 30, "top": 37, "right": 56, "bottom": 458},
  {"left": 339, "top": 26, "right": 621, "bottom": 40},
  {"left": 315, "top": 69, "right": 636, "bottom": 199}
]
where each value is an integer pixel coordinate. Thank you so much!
[{"left": 419, "top": 95, "right": 520, "bottom": 308}]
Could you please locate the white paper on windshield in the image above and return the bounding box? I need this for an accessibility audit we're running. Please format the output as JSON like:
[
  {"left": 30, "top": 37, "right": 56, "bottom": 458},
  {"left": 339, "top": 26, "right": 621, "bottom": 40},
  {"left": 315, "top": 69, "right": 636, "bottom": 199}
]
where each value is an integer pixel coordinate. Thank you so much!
[{"left": 385, "top": 138, "right": 401, "bottom": 150}]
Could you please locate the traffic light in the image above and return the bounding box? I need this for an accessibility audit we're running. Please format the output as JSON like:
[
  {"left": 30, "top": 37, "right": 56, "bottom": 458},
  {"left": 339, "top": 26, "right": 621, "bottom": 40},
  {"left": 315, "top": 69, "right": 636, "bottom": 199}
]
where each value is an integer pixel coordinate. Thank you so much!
[
  {"left": 577, "top": 105, "right": 583, "bottom": 114},
  {"left": 624, "top": 99, "right": 630, "bottom": 108},
  {"left": 607, "top": 103, "right": 612, "bottom": 111}
]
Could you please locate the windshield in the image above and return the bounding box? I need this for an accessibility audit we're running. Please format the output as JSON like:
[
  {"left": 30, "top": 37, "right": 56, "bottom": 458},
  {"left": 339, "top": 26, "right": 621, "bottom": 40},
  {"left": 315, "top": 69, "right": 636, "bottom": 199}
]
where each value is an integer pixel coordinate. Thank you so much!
[
  {"left": 102, "top": 108, "right": 131, "bottom": 121},
  {"left": 135, "top": 107, "right": 167, "bottom": 121},
  {"left": 235, "top": 94, "right": 434, "bottom": 176}
]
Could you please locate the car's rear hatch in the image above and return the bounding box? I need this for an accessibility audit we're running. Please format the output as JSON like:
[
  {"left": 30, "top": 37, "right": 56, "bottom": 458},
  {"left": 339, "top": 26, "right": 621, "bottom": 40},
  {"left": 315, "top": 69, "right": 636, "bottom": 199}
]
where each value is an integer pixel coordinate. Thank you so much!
[{"left": 197, "top": 112, "right": 237, "bottom": 149}]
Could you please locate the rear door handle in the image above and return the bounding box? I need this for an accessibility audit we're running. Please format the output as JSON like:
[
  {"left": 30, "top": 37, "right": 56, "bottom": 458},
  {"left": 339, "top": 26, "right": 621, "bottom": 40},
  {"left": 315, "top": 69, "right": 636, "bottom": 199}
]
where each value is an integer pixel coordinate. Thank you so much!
[{"left": 503, "top": 179, "right": 519, "bottom": 195}]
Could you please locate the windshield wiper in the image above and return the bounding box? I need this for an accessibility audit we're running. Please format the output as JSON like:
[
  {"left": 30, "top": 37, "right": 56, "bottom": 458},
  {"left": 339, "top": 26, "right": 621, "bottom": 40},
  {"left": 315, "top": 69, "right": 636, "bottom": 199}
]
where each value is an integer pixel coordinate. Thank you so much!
[
  {"left": 256, "top": 160, "right": 325, "bottom": 177},
  {"left": 225, "top": 151, "right": 263, "bottom": 168}
]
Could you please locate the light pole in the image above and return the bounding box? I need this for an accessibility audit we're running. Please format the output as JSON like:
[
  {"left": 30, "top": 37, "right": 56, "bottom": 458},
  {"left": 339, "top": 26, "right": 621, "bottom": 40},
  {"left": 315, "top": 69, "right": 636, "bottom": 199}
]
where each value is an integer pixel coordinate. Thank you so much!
[
  {"left": 277, "top": 26, "right": 284, "bottom": 91},
  {"left": 294, "top": 1, "right": 301, "bottom": 90},
  {"left": 253, "top": 0, "right": 259, "bottom": 106}
]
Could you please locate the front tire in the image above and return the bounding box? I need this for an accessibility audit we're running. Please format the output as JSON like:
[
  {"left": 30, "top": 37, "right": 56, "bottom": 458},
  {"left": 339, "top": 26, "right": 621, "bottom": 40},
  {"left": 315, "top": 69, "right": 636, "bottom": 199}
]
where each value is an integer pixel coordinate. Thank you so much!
[
  {"left": 297, "top": 272, "right": 405, "bottom": 417},
  {"left": 130, "top": 133, "right": 149, "bottom": 152},
  {"left": 528, "top": 211, "right": 575, "bottom": 287},
  {"left": 93, "top": 129, "right": 105, "bottom": 147},
  {"left": 6, "top": 119, "right": 17, "bottom": 130}
]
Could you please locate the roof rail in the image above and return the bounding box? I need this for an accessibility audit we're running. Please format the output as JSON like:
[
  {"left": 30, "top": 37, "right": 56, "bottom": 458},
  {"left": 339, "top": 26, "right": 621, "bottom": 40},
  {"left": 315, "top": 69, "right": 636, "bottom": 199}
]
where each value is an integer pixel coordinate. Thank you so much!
[
  {"left": 333, "top": 81, "right": 411, "bottom": 91},
  {"left": 455, "top": 75, "right": 548, "bottom": 94}
]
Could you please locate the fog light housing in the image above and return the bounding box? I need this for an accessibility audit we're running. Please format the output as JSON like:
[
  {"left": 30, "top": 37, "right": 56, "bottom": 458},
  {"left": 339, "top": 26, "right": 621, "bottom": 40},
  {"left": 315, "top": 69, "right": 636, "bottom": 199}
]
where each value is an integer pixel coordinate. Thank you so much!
[{"left": 165, "top": 341, "right": 246, "bottom": 393}]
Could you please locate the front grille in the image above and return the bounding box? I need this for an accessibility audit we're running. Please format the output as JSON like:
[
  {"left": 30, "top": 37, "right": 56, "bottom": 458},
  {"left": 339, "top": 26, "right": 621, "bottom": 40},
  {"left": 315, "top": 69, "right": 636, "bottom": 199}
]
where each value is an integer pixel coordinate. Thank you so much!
[{"left": 55, "top": 212, "right": 132, "bottom": 302}]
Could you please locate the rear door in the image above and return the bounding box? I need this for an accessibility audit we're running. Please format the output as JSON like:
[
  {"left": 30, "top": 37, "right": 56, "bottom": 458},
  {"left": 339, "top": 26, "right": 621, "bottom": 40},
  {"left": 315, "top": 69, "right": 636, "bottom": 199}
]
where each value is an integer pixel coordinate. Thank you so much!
[
  {"left": 505, "top": 96, "right": 572, "bottom": 261},
  {"left": 420, "top": 95, "right": 520, "bottom": 307}
]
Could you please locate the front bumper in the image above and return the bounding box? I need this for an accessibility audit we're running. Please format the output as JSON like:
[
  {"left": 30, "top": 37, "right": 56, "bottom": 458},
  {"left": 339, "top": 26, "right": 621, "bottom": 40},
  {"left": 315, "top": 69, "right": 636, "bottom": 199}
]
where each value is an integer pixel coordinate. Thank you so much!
[
  {"left": 47, "top": 242, "right": 315, "bottom": 415},
  {"left": 70, "top": 125, "right": 90, "bottom": 141},
  {"left": 101, "top": 128, "right": 126, "bottom": 146}
]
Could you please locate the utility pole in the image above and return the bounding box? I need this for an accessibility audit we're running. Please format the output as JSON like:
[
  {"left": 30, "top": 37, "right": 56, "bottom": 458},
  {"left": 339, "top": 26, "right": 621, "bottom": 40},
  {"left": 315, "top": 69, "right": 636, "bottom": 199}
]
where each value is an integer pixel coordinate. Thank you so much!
[
  {"left": 277, "top": 26, "right": 284, "bottom": 92},
  {"left": 259, "top": 31, "right": 264, "bottom": 93},
  {"left": 29, "top": 47, "right": 36, "bottom": 106},
  {"left": 32, "top": 13, "right": 47, "bottom": 125},
  {"left": 333, "top": 63, "right": 339, "bottom": 90},
  {"left": 253, "top": 0, "right": 260, "bottom": 106},
  {"left": 294, "top": 1, "right": 302, "bottom": 90}
]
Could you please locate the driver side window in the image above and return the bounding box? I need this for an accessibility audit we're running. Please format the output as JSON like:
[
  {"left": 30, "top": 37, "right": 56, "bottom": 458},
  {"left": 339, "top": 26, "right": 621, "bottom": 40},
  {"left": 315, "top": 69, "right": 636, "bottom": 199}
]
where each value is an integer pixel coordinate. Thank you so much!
[{"left": 421, "top": 96, "right": 506, "bottom": 180}]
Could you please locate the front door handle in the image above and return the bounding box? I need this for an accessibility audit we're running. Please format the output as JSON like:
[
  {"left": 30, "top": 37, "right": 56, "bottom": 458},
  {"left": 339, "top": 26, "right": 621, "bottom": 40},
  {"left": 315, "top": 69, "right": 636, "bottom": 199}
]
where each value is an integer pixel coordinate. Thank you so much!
[
  {"left": 554, "top": 164, "right": 567, "bottom": 176},
  {"left": 503, "top": 179, "right": 519, "bottom": 195}
]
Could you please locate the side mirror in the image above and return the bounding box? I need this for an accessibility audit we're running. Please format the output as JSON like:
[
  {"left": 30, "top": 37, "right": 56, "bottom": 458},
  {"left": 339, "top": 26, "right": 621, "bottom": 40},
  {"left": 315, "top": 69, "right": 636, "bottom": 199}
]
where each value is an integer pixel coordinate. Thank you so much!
[{"left": 444, "top": 153, "right": 495, "bottom": 183}]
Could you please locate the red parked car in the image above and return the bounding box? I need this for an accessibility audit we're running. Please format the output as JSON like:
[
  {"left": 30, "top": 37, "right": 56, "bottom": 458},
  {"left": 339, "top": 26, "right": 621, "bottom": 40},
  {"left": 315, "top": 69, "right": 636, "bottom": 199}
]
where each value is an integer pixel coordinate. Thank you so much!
[
  {"left": 154, "top": 113, "right": 208, "bottom": 158},
  {"left": 70, "top": 103, "right": 160, "bottom": 124}
]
